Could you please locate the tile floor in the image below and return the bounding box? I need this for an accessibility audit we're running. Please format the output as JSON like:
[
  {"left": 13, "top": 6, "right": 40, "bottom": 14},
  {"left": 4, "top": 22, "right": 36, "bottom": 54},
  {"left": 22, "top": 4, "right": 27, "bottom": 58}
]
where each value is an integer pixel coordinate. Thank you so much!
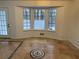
[
  {"left": 0, "top": 37, "right": 79, "bottom": 59},
  {"left": 0, "top": 41, "right": 21, "bottom": 59},
  {"left": 11, "top": 37, "right": 79, "bottom": 59}
]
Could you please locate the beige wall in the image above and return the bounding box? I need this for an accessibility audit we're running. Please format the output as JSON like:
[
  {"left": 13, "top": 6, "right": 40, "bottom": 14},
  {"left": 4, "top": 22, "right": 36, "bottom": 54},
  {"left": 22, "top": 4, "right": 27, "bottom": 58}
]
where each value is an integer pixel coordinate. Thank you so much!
[
  {"left": 63, "top": 0, "right": 79, "bottom": 48},
  {"left": 0, "top": 1, "right": 70, "bottom": 39}
]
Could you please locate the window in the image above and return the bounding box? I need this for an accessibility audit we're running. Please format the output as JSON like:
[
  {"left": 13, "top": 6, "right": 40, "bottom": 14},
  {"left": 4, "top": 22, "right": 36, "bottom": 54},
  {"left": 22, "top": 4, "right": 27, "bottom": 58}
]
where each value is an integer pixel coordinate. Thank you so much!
[
  {"left": 23, "top": 8, "right": 31, "bottom": 30},
  {"left": 48, "top": 8, "right": 56, "bottom": 31},
  {"left": 23, "top": 8, "right": 56, "bottom": 31},
  {"left": 34, "top": 9, "right": 45, "bottom": 30},
  {"left": 0, "top": 10, "right": 8, "bottom": 35}
]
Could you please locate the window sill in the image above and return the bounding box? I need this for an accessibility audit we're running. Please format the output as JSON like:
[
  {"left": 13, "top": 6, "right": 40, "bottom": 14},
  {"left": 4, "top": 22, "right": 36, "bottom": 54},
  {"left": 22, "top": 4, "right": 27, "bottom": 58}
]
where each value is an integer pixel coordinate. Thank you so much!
[{"left": 23, "top": 30, "right": 56, "bottom": 33}]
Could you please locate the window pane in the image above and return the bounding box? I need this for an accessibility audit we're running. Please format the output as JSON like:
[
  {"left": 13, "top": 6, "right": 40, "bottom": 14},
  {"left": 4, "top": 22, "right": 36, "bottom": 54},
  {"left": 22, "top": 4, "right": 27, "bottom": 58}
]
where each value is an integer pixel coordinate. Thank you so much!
[
  {"left": 0, "top": 10, "right": 8, "bottom": 35},
  {"left": 34, "top": 9, "right": 45, "bottom": 30},
  {"left": 34, "top": 20, "right": 45, "bottom": 30},
  {"left": 23, "top": 8, "right": 31, "bottom": 30},
  {"left": 48, "top": 8, "right": 56, "bottom": 31}
]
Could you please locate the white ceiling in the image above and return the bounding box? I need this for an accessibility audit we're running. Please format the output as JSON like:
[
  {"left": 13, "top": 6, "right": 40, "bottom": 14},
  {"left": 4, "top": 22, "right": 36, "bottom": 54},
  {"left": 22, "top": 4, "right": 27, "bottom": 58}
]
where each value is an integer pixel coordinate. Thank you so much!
[{"left": 0, "top": 0, "right": 72, "bottom": 1}]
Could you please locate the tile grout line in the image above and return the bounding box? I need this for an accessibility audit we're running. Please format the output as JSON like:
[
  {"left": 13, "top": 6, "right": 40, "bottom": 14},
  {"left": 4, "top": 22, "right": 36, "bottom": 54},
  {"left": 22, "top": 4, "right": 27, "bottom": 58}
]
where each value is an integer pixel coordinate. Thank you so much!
[{"left": 8, "top": 41, "right": 23, "bottom": 59}]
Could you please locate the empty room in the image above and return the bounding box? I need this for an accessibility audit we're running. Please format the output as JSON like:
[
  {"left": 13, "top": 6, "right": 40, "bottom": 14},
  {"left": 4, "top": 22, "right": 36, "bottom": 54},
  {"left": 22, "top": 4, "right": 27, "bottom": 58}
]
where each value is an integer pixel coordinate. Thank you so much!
[{"left": 0, "top": 0, "right": 79, "bottom": 59}]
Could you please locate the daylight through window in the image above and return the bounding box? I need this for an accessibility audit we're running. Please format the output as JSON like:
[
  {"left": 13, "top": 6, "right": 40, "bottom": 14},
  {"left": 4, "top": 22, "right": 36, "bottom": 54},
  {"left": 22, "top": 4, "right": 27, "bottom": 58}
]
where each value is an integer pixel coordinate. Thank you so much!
[{"left": 23, "top": 8, "right": 56, "bottom": 31}]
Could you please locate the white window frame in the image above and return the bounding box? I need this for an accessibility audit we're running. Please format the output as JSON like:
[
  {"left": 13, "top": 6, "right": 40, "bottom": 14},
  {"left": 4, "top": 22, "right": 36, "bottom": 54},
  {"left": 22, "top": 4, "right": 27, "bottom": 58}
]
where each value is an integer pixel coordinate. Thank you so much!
[
  {"left": 0, "top": 8, "right": 9, "bottom": 37},
  {"left": 23, "top": 7, "right": 56, "bottom": 31}
]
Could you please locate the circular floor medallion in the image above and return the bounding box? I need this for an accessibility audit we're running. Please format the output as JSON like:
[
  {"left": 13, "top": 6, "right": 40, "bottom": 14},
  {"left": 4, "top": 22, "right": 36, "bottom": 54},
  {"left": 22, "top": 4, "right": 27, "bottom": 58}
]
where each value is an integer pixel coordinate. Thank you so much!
[{"left": 30, "top": 48, "right": 45, "bottom": 59}]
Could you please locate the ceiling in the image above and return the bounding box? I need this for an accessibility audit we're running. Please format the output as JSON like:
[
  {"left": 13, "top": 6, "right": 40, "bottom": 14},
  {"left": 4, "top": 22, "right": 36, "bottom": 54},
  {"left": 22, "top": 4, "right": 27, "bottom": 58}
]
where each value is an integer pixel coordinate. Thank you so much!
[{"left": 0, "top": 0, "right": 72, "bottom": 1}]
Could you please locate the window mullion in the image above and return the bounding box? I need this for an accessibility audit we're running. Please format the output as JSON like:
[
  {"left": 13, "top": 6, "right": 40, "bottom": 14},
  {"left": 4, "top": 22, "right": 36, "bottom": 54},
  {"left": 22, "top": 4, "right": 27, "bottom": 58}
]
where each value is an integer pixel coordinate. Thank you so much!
[
  {"left": 30, "top": 8, "right": 34, "bottom": 30},
  {"left": 45, "top": 9, "right": 49, "bottom": 30}
]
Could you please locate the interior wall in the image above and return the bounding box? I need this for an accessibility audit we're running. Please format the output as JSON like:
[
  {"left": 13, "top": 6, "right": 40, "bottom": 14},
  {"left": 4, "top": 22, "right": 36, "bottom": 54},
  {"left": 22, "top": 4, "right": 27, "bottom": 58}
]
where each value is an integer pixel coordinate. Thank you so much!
[
  {"left": 63, "top": 0, "right": 79, "bottom": 48},
  {"left": 0, "top": 1, "right": 70, "bottom": 39}
]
